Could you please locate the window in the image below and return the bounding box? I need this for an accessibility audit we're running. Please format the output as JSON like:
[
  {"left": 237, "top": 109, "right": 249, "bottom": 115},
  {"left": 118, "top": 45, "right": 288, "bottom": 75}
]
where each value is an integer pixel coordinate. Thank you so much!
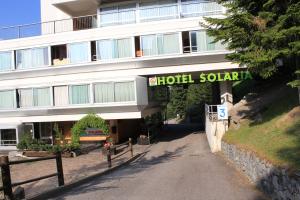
[
  {"left": 0, "top": 90, "right": 15, "bottom": 109},
  {"left": 181, "top": 0, "right": 223, "bottom": 17},
  {"left": 96, "top": 38, "right": 132, "bottom": 60},
  {"left": 51, "top": 45, "right": 68, "bottom": 66},
  {"left": 16, "top": 47, "right": 49, "bottom": 69},
  {"left": 69, "top": 84, "right": 90, "bottom": 105},
  {"left": 67, "top": 42, "right": 90, "bottom": 64},
  {"left": 141, "top": 33, "right": 180, "bottom": 56},
  {"left": 100, "top": 4, "right": 136, "bottom": 26},
  {"left": 18, "top": 87, "right": 51, "bottom": 108},
  {"left": 94, "top": 82, "right": 114, "bottom": 103},
  {"left": 190, "top": 31, "right": 225, "bottom": 52},
  {"left": 140, "top": 0, "right": 178, "bottom": 21},
  {"left": 0, "top": 51, "right": 13, "bottom": 71},
  {"left": 0, "top": 129, "right": 17, "bottom": 146},
  {"left": 114, "top": 82, "right": 135, "bottom": 102},
  {"left": 54, "top": 86, "right": 69, "bottom": 106},
  {"left": 40, "top": 122, "right": 52, "bottom": 140}
]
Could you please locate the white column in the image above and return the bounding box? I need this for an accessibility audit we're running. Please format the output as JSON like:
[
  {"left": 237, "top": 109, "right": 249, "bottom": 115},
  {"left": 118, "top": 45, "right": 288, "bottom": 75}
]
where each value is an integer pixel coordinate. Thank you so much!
[{"left": 219, "top": 81, "right": 233, "bottom": 110}]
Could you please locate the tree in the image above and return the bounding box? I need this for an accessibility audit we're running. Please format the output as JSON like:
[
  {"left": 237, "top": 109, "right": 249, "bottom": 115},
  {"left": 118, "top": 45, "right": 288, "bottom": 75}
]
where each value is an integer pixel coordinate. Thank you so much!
[
  {"left": 169, "top": 85, "right": 187, "bottom": 119},
  {"left": 204, "top": 0, "right": 300, "bottom": 101}
]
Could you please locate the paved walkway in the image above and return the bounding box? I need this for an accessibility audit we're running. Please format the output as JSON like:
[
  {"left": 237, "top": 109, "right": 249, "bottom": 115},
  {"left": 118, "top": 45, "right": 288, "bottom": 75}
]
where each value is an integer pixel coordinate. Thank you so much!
[{"left": 49, "top": 124, "right": 267, "bottom": 200}]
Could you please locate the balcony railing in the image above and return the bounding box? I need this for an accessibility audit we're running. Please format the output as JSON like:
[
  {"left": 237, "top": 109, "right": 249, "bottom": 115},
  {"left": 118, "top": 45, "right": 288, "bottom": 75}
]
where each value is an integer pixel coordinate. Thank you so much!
[{"left": 0, "top": 1, "right": 224, "bottom": 41}]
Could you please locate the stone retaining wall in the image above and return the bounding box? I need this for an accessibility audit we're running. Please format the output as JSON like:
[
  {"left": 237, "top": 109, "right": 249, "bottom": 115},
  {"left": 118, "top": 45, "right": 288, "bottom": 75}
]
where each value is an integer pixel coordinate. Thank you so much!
[{"left": 221, "top": 141, "right": 300, "bottom": 200}]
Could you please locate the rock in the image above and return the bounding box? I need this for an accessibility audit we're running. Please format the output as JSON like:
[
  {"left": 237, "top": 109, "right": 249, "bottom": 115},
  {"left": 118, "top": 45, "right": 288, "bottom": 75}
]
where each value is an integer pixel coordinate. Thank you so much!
[{"left": 13, "top": 186, "right": 25, "bottom": 200}]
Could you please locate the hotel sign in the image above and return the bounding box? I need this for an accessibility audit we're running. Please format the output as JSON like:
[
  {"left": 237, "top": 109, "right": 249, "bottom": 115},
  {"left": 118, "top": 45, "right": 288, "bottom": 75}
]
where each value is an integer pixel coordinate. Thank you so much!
[{"left": 149, "top": 71, "right": 252, "bottom": 86}]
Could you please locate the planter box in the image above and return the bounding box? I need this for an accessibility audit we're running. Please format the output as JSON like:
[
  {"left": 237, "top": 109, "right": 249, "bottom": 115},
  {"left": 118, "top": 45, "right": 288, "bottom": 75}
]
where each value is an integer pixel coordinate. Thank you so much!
[{"left": 23, "top": 151, "right": 54, "bottom": 157}]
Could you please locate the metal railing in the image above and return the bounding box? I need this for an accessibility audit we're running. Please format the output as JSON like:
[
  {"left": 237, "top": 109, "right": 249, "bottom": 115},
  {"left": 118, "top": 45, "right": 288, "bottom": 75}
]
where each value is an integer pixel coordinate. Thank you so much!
[
  {"left": 0, "top": 140, "right": 17, "bottom": 146},
  {"left": 0, "top": 1, "right": 224, "bottom": 41},
  {"left": 0, "top": 153, "right": 64, "bottom": 200}
]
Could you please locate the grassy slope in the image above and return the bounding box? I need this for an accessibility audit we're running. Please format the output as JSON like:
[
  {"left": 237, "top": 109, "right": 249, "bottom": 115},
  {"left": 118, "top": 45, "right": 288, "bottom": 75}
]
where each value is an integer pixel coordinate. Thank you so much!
[{"left": 224, "top": 86, "right": 300, "bottom": 169}]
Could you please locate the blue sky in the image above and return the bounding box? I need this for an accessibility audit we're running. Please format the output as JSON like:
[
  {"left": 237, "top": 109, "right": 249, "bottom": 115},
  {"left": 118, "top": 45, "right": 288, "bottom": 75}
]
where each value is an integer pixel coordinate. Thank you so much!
[{"left": 0, "top": 0, "right": 40, "bottom": 27}]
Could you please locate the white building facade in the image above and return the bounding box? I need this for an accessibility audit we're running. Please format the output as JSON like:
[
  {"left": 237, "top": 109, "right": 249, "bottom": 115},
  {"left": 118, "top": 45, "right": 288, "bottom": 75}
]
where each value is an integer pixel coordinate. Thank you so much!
[{"left": 0, "top": 0, "right": 238, "bottom": 149}]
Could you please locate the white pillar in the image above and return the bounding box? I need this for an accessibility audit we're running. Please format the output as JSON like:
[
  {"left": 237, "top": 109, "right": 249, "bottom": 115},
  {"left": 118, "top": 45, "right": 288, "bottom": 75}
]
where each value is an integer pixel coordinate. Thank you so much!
[{"left": 219, "top": 81, "right": 233, "bottom": 110}]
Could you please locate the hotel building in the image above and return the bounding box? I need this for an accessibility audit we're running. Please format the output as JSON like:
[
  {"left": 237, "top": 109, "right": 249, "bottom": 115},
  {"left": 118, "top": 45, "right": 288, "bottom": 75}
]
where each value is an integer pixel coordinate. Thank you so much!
[{"left": 0, "top": 0, "right": 238, "bottom": 149}]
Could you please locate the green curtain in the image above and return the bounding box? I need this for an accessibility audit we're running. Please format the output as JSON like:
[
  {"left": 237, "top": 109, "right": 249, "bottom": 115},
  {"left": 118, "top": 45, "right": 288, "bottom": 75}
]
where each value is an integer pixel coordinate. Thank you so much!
[
  {"left": 69, "top": 85, "right": 90, "bottom": 104},
  {"left": 0, "top": 90, "right": 15, "bottom": 109},
  {"left": 117, "top": 38, "right": 132, "bottom": 58},
  {"left": 114, "top": 82, "right": 135, "bottom": 102},
  {"left": 94, "top": 83, "right": 114, "bottom": 103},
  {"left": 33, "top": 88, "right": 51, "bottom": 107}
]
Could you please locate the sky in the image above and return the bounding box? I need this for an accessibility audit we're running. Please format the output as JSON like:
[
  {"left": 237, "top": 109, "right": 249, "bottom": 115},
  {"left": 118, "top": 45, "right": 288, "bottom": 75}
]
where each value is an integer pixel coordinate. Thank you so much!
[{"left": 0, "top": 0, "right": 41, "bottom": 27}]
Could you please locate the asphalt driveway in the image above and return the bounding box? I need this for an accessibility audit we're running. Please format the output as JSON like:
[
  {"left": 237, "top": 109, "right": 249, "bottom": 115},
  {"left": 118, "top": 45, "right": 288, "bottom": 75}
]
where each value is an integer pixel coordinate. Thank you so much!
[{"left": 49, "top": 124, "right": 267, "bottom": 200}]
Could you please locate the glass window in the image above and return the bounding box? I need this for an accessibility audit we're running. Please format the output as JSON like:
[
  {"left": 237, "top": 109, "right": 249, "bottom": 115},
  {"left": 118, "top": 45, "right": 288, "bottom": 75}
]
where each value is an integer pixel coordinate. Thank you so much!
[
  {"left": 18, "top": 89, "right": 33, "bottom": 108},
  {"left": 141, "top": 33, "right": 179, "bottom": 56},
  {"left": 0, "top": 129, "right": 17, "bottom": 146},
  {"left": 0, "top": 90, "right": 15, "bottom": 109},
  {"left": 190, "top": 31, "right": 225, "bottom": 52},
  {"left": 33, "top": 88, "right": 51, "bottom": 107},
  {"left": 54, "top": 86, "right": 69, "bottom": 106},
  {"left": 96, "top": 38, "right": 132, "bottom": 60},
  {"left": 0, "top": 51, "right": 13, "bottom": 71},
  {"left": 67, "top": 42, "right": 90, "bottom": 64},
  {"left": 94, "top": 82, "right": 114, "bottom": 103},
  {"left": 100, "top": 4, "right": 136, "bottom": 26},
  {"left": 40, "top": 122, "right": 52, "bottom": 139},
  {"left": 140, "top": 0, "right": 178, "bottom": 21},
  {"left": 141, "top": 35, "right": 158, "bottom": 56},
  {"left": 181, "top": 0, "right": 223, "bottom": 17},
  {"left": 16, "top": 47, "right": 48, "bottom": 69},
  {"left": 114, "top": 82, "right": 135, "bottom": 102},
  {"left": 69, "top": 84, "right": 90, "bottom": 104}
]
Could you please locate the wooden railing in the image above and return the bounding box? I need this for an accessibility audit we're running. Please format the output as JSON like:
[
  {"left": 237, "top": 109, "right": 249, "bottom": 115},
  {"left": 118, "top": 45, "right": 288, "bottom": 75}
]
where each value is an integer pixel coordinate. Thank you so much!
[
  {"left": 106, "top": 138, "right": 133, "bottom": 168},
  {"left": 0, "top": 153, "right": 64, "bottom": 200}
]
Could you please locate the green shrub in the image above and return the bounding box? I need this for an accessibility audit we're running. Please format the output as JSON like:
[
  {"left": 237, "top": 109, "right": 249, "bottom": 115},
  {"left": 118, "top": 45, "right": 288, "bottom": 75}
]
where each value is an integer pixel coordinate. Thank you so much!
[
  {"left": 17, "top": 132, "right": 34, "bottom": 150},
  {"left": 71, "top": 113, "right": 109, "bottom": 144}
]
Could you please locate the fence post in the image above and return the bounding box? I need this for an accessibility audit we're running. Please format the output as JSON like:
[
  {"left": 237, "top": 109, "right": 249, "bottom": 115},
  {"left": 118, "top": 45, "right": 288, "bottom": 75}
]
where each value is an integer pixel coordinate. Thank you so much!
[
  {"left": 107, "top": 147, "right": 112, "bottom": 168},
  {"left": 55, "top": 153, "right": 64, "bottom": 186},
  {"left": 129, "top": 138, "right": 133, "bottom": 158},
  {"left": 0, "top": 156, "right": 13, "bottom": 200}
]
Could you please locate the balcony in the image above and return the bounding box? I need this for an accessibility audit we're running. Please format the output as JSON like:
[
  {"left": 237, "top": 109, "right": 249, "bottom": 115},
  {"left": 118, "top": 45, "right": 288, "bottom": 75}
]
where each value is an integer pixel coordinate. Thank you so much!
[
  {"left": 52, "top": 0, "right": 99, "bottom": 16},
  {"left": 0, "top": 0, "right": 224, "bottom": 41}
]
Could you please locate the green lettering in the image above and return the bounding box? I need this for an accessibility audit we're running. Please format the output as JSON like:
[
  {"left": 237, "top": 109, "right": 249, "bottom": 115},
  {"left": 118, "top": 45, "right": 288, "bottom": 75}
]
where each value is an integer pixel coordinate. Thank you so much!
[
  {"left": 157, "top": 77, "right": 165, "bottom": 85},
  {"left": 207, "top": 73, "right": 217, "bottom": 82},
  {"left": 217, "top": 73, "right": 224, "bottom": 81},
  {"left": 231, "top": 72, "right": 239, "bottom": 81},
  {"left": 175, "top": 75, "right": 182, "bottom": 84},
  {"left": 166, "top": 76, "right": 175, "bottom": 85},
  {"left": 244, "top": 71, "right": 253, "bottom": 80},
  {"left": 200, "top": 73, "right": 206, "bottom": 83},
  {"left": 188, "top": 74, "right": 194, "bottom": 83},
  {"left": 223, "top": 72, "right": 232, "bottom": 81}
]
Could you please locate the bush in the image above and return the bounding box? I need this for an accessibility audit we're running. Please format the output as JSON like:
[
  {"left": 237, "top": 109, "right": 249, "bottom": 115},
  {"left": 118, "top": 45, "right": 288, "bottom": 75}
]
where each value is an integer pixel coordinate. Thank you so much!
[
  {"left": 17, "top": 132, "right": 34, "bottom": 150},
  {"left": 71, "top": 113, "right": 109, "bottom": 144}
]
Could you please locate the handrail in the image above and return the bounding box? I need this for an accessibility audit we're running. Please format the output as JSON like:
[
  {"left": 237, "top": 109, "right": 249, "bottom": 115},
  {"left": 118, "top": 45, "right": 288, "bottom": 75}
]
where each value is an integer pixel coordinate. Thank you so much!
[{"left": 106, "top": 138, "right": 133, "bottom": 168}]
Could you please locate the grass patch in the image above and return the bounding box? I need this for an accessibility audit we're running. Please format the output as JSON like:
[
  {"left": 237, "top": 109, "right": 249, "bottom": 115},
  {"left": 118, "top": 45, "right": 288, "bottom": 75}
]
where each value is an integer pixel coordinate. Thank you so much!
[{"left": 224, "top": 87, "right": 300, "bottom": 169}]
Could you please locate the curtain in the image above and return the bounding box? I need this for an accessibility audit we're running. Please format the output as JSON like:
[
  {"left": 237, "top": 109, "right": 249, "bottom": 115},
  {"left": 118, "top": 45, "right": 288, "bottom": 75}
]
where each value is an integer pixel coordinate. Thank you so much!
[
  {"left": 159, "top": 0, "right": 178, "bottom": 18},
  {"left": 0, "top": 90, "right": 15, "bottom": 109},
  {"left": 69, "top": 85, "right": 90, "bottom": 104},
  {"left": 206, "top": 34, "right": 216, "bottom": 51},
  {"left": 94, "top": 83, "right": 114, "bottom": 103},
  {"left": 195, "top": 31, "right": 207, "bottom": 52},
  {"left": 100, "top": 6, "right": 118, "bottom": 26},
  {"left": 118, "top": 4, "right": 136, "bottom": 24},
  {"left": 162, "top": 33, "right": 180, "bottom": 54},
  {"left": 117, "top": 38, "right": 132, "bottom": 58},
  {"left": 19, "top": 89, "right": 33, "bottom": 108},
  {"left": 97, "top": 40, "right": 116, "bottom": 60},
  {"left": 141, "top": 35, "right": 157, "bottom": 56},
  {"left": 33, "top": 88, "right": 50, "bottom": 107},
  {"left": 114, "top": 82, "right": 135, "bottom": 102},
  {"left": 0, "top": 51, "right": 12, "bottom": 71},
  {"left": 68, "top": 42, "right": 90, "bottom": 64},
  {"left": 54, "top": 86, "right": 69, "bottom": 106},
  {"left": 17, "top": 47, "right": 48, "bottom": 69},
  {"left": 140, "top": 2, "right": 159, "bottom": 21}
]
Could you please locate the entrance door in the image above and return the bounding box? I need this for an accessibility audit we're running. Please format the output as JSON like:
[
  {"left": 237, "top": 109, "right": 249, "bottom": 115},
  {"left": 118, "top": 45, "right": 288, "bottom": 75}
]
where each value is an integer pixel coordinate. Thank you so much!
[
  {"left": 0, "top": 129, "right": 17, "bottom": 146},
  {"left": 24, "top": 123, "right": 34, "bottom": 139}
]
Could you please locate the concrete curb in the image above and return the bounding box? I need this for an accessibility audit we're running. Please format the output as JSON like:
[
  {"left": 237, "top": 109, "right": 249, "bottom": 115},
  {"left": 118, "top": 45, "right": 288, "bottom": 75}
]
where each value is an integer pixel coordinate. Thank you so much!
[{"left": 27, "top": 153, "right": 142, "bottom": 200}]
